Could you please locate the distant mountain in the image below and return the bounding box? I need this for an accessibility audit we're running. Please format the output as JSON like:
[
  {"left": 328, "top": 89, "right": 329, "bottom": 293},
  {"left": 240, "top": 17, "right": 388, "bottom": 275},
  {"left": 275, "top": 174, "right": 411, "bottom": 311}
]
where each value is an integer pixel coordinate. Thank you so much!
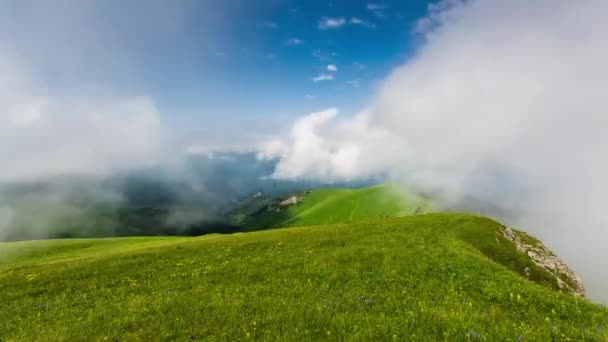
[
  {"left": 236, "top": 184, "right": 433, "bottom": 230},
  {"left": 0, "top": 152, "right": 380, "bottom": 241}
]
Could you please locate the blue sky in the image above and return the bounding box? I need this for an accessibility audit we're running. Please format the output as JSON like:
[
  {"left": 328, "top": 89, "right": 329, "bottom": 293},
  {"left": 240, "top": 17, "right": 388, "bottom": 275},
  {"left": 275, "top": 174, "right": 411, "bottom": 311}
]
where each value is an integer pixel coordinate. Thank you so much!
[
  {"left": 0, "top": 0, "right": 435, "bottom": 148},
  {"left": 138, "top": 0, "right": 435, "bottom": 144}
]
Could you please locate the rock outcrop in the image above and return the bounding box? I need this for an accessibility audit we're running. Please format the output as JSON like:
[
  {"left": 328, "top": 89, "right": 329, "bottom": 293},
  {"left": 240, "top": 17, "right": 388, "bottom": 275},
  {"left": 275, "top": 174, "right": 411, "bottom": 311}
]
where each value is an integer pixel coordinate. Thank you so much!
[
  {"left": 501, "top": 227, "right": 585, "bottom": 297},
  {"left": 267, "top": 194, "right": 303, "bottom": 212},
  {"left": 279, "top": 195, "right": 301, "bottom": 207}
]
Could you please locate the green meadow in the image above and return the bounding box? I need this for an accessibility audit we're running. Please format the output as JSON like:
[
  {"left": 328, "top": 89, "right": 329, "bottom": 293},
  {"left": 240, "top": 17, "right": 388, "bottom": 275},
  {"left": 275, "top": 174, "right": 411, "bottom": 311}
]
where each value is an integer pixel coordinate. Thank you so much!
[
  {"left": 1, "top": 210, "right": 607, "bottom": 341},
  {"left": 242, "top": 184, "right": 433, "bottom": 229}
]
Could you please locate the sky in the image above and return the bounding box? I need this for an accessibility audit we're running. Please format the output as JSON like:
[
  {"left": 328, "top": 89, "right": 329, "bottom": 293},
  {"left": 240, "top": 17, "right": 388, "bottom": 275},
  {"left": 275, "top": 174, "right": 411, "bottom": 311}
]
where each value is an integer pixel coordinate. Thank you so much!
[{"left": 0, "top": 0, "right": 433, "bottom": 152}]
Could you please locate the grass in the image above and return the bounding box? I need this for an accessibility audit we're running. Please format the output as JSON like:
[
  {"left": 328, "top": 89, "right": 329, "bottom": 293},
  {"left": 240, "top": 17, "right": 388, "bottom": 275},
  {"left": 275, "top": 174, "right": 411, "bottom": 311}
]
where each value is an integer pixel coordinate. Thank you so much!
[
  {"left": 1, "top": 213, "right": 606, "bottom": 341},
  {"left": 243, "top": 184, "right": 433, "bottom": 229}
]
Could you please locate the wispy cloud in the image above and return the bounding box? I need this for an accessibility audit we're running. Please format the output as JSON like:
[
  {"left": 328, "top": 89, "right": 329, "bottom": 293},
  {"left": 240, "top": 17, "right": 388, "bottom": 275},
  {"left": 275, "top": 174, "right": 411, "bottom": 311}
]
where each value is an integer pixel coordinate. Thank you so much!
[
  {"left": 327, "top": 64, "right": 338, "bottom": 72},
  {"left": 366, "top": 3, "right": 384, "bottom": 10},
  {"left": 264, "top": 21, "right": 278, "bottom": 29},
  {"left": 285, "top": 38, "right": 303, "bottom": 46},
  {"left": 304, "top": 94, "right": 317, "bottom": 100},
  {"left": 366, "top": 3, "right": 387, "bottom": 18},
  {"left": 412, "top": 0, "right": 462, "bottom": 35},
  {"left": 319, "top": 17, "right": 346, "bottom": 30},
  {"left": 312, "top": 74, "right": 334, "bottom": 82},
  {"left": 350, "top": 17, "right": 376, "bottom": 28}
]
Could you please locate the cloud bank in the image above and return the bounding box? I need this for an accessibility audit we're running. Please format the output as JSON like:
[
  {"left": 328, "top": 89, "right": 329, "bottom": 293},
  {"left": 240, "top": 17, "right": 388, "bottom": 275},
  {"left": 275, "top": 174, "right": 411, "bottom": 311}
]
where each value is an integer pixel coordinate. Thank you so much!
[
  {"left": 0, "top": 0, "right": 193, "bottom": 240},
  {"left": 0, "top": 59, "right": 165, "bottom": 182},
  {"left": 267, "top": 0, "right": 608, "bottom": 302},
  {"left": 0, "top": 0, "right": 199, "bottom": 183}
]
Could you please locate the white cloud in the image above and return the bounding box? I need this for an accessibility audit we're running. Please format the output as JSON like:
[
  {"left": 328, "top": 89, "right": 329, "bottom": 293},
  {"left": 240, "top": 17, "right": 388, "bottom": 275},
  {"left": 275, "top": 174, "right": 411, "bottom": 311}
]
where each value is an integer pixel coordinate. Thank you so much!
[
  {"left": 326, "top": 64, "right": 338, "bottom": 72},
  {"left": 0, "top": 54, "right": 166, "bottom": 183},
  {"left": 412, "top": 0, "right": 463, "bottom": 34},
  {"left": 285, "top": 38, "right": 303, "bottom": 46},
  {"left": 350, "top": 17, "right": 376, "bottom": 28},
  {"left": 263, "top": 108, "right": 373, "bottom": 181},
  {"left": 0, "top": 1, "right": 181, "bottom": 184},
  {"left": 265, "top": 108, "right": 392, "bottom": 181},
  {"left": 312, "top": 73, "right": 334, "bottom": 82},
  {"left": 319, "top": 17, "right": 346, "bottom": 30},
  {"left": 268, "top": 0, "right": 608, "bottom": 302}
]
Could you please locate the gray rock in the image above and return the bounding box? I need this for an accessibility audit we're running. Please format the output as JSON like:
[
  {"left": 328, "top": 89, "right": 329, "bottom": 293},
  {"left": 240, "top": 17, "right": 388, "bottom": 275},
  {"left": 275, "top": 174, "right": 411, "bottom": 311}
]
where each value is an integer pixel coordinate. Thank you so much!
[{"left": 501, "top": 226, "right": 585, "bottom": 297}]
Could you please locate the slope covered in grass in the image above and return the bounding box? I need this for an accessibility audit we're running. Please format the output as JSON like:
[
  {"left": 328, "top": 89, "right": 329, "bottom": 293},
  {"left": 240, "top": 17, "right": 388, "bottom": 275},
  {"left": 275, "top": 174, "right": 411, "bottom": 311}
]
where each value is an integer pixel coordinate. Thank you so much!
[
  {"left": 243, "top": 184, "right": 433, "bottom": 229},
  {"left": 1, "top": 213, "right": 606, "bottom": 341}
]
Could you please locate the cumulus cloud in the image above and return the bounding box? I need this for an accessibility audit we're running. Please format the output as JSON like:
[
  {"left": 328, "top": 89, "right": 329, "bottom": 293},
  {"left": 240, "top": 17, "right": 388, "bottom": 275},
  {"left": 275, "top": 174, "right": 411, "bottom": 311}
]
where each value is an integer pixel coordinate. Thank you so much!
[
  {"left": 312, "top": 74, "right": 334, "bottom": 82},
  {"left": 268, "top": 0, "right": 608, "bottom": 302},
  {"left": 319, "top": 17, "right": 346, "bottom": 30},
  {"left": 326, "top": 64, "right": 338, "bottom": 72},
  {"left": 261, "top": 108, "right": 388, "bottom": 181}
]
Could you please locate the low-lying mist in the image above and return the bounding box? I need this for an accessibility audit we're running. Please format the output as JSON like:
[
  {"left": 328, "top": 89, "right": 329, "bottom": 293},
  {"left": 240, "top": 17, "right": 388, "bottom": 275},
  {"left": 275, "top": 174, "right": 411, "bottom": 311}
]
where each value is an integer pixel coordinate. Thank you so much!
[
  {"left": 265, "top": 0, "right": 608, "bottom": 302},
  {"left": 0, "top": 152, "right": 376, "bottom": 242}
]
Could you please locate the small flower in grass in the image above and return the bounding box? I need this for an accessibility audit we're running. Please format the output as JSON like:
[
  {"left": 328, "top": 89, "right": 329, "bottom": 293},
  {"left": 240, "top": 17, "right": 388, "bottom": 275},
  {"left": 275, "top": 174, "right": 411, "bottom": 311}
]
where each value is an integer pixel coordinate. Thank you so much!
[
  {"left": 518, "top": 335, "right": 523, "bottom": 341},
  {"left": 364, "top": 299, "right": 374, "bottom": 304},
  {"left": 467, "top": 330, "right": 482, "bottom": 340}
]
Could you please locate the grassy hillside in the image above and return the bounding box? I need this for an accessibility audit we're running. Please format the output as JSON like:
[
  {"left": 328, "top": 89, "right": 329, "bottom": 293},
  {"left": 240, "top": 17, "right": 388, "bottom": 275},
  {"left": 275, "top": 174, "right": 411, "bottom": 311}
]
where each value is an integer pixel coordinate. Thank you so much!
[
  {"left": 243, "top": 184, "right": 433, "bottom": 229},
  {"left": 1, "top": 214, "right": 606, "bottom": 341}
]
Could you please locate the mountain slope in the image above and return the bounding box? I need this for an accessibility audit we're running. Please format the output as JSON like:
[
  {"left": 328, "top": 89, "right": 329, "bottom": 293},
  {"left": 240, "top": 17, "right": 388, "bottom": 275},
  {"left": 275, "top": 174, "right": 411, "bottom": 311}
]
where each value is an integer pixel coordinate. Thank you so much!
[
  {"left": 242, "top": 184, "right": 433, "bottom": 229},
  {"left": 1, "top": 213, "right": 606, "bottom": 341}
]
